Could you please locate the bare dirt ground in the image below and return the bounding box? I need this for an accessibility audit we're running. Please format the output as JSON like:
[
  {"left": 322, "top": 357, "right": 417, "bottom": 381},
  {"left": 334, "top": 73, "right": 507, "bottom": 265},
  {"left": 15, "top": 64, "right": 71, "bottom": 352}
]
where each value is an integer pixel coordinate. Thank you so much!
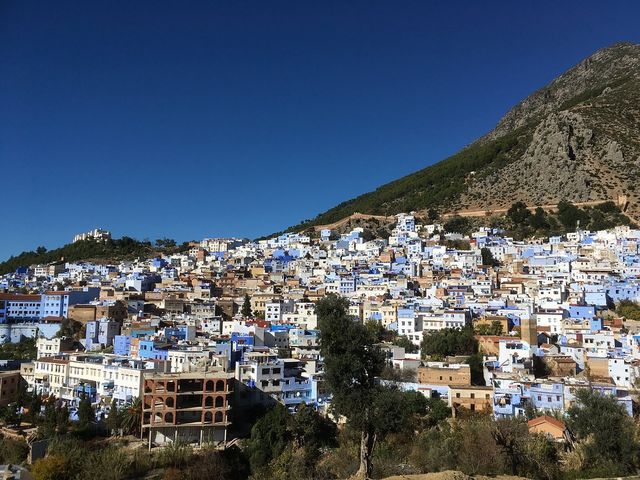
[
  {"left": 383, "top": 471, "right": 529, "bottom": 480},
  {"left": 383, "top": 473, "right": 640, "bottom": 480}
]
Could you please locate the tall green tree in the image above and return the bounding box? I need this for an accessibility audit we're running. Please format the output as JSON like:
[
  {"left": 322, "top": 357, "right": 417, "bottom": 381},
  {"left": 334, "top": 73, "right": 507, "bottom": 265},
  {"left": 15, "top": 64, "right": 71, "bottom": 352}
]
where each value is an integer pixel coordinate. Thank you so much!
[
  {"left": 507, "top": 201, "right": 532, "bottom": 226},
  {"left": 246, "top": 404, "right": 290, "bottom": 472},
  {"left": 0, "top": 338, "right": 37, "bottom": 360},
  {"left": 38, "top": 399, "right": 58, "bottom": 439},
  {"left": 241, "top": 294, "right": 253, "bottom": 318},
  {"left": 466, "top": 352, "right": 486, "bottom": 386},
  {"left": 567, "top": 389, "right": 638, "bottom": 475},
  {"left": 289, "top": 403, "right": 336, "bottom": 454},
  {"left": 530, "top": 207, "right": 549, "bottom": 230},
  {"left": 480, "top": 247, "right": 499, "bottom": 267},
  {"left": 557, "top": 200, "right": 589, "bottom": 231},
  {"left": 318, "top": 295, "right": 419, "bottom": 479},
  {"left": 443, "top": 216, "right": 472, "bottom": 235},
  {"left": 421, "top": 326, "right": 477, "bottom": 360},
  {"left": 56, "top": 404, "right": 69, "bottom": 435},
  {"left": 364, "top": 320, "right": 385, "bottom": 343},
  {"left": 155, "top": 238, "right": 177, "bottom": 249},
  {"left": 24, "top": 392, "right": 42, "bottom": 425},
  {"left": 105, "top": 399, "right": 121, "bottom": 435},
  {"left": 76, "top": 395, "right": 95, "bottom": 431},
  {"left": 392, "top": 334, "right": 419, "bottom": 354},
  {"left": 3, "top": 403, "right": 21, "bottom": 428},
  {"left": 56, "top": 317, "right": 82, "bottom": 339}
]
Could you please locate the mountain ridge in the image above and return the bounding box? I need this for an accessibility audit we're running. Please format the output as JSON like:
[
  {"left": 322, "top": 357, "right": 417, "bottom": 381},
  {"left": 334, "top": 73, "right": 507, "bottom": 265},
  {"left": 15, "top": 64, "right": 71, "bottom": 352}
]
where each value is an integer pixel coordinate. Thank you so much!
[{"left": 282, "top": 42, "right": 640, "bottom": 234}]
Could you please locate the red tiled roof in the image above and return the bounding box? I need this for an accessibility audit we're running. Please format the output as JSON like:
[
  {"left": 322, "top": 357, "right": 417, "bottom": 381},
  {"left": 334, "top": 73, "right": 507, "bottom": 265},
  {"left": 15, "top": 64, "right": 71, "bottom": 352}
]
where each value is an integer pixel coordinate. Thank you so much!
[
  {"left": 527, "top": 415, "right": 566, "bottom": 430},
  {"left": 0, "top": 293, "right": 41, "bottom": 301}
]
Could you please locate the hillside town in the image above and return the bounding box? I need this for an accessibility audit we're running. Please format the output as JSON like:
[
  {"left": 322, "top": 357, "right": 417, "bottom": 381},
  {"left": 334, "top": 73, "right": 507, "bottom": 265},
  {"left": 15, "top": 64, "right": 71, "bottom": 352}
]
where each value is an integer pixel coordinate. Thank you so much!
[{"left": 0, "top": 213, "right": 639, "bottom": 461}]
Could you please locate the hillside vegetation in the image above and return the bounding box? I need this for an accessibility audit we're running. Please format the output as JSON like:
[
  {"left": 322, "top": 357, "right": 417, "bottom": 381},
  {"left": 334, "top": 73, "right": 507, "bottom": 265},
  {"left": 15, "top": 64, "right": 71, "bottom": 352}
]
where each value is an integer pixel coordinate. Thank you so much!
[
  {"left": 285, "top": 125, "right": 532, "bottom": 233},
  {"left": 282, "top": 42, "right": 640, "bottom": 234},
  {"left": 0, "top": 237, "right": 188, "bottom": 275},
  {"left": 441, "top": 200, "right": 633, "bottom": 239}
]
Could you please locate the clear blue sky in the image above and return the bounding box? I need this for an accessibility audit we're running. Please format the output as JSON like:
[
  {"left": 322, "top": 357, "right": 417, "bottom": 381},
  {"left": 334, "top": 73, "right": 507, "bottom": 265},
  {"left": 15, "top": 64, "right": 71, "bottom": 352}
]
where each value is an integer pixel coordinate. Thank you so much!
[{"left": 1, "top": 1, "right": 639, "bottom": 259}]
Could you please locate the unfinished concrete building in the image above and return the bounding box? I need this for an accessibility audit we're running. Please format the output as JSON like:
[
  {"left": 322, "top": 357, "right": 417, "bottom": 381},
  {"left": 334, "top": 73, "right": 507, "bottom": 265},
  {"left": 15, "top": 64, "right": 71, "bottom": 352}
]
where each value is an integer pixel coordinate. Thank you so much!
[{"left": 142, "top": 370, "right": 233, "bottom": 447}]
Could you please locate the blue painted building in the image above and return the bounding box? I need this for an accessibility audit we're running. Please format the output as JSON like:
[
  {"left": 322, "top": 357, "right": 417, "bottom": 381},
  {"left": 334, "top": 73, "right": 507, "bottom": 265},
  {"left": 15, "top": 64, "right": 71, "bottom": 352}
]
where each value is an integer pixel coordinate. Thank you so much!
[
  {"left": 567, "top": 305, "right": 595, "bottom": 320},
  {"left": 114, "top": 335, "right": 131, "bottom": 356},
  {"left": 152, "top": 257, "right": 167, "bottom": 269},
  {"left": 163, "top": 325, "right": 196, "bottom": 342},
  {"left": 607, "top": 282, "right": 640, "bottom": 303},
  {"left": 85, "top": 318, "right": 120, "bottom": 350},
  {"left": 138, "top": 340, "right": 169, "bottom": 360},
  {"left": 529, "top": 382, "right": 564, "bottom": 412},
  {"left": 589, "top": 317, "right": 603, "bottom": 332},
  {"left": 494, "top": 383, "right": 527, "bottom": 418}
]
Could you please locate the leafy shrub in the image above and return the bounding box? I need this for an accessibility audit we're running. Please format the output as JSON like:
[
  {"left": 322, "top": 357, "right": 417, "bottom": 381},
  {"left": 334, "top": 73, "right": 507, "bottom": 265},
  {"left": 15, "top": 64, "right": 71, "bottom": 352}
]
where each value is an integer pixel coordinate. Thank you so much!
[
  {"left": 420, "top": 327, "right": 477, "bottom": 359},
  {"left": 0, "top": 435, "right": 29, "bottom": 464},
  {"left": 32, "top": 455, "right": 72, "bottom": 480}
]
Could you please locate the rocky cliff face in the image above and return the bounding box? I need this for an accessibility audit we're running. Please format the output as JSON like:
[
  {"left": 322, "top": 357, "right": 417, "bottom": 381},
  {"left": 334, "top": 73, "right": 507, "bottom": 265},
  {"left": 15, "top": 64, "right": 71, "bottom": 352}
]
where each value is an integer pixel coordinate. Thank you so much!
[
  {"left": 284, "top": 42, "right": 640, "bottom": 233},
  {"left": 487, "top": 42, "right": 640, "bottom": 140},
  {"left": 461, "top": 42, "right": 640, "bottom": 219},
  {"left": 464, "top": 111, "right": 608, "bottom": 208}
]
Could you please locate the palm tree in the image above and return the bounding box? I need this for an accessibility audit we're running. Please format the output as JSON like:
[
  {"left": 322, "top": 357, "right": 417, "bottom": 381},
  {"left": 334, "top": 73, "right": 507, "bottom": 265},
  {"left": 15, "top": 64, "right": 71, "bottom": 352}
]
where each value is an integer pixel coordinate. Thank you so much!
[{"left": 121, "top": 398, "right": 142, "bottom": 437}]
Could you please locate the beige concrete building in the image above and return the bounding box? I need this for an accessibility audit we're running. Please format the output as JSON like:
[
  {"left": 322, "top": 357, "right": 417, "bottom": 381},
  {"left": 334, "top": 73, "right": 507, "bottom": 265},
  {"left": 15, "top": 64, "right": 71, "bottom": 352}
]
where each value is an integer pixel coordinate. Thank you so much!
[
  {"left": 448, "top": 385, "right": 493, "bottom": 414},
  {"left": 0, "top": 371, "right": 22, "bottom": 407},
  {"left": 418, "top": 362, "right": 471, "bottom": 386}
]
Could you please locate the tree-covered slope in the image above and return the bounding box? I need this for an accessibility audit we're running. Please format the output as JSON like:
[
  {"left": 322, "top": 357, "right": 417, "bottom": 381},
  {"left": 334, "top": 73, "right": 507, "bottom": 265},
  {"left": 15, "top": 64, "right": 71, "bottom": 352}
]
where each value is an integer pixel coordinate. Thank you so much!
[
  {"left": 0, "top": 237, "right": 163, "bottom": 275},
  {"left": 286, "top": 124, "right": 533, "bottom": 232}
]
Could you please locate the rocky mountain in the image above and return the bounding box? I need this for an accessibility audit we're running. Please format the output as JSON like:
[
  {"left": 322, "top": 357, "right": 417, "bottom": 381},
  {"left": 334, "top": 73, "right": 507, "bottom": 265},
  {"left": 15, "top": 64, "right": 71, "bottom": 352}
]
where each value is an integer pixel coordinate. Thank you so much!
[{"left": 286, "top": 42, "right": 640, "bottom": 232}]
